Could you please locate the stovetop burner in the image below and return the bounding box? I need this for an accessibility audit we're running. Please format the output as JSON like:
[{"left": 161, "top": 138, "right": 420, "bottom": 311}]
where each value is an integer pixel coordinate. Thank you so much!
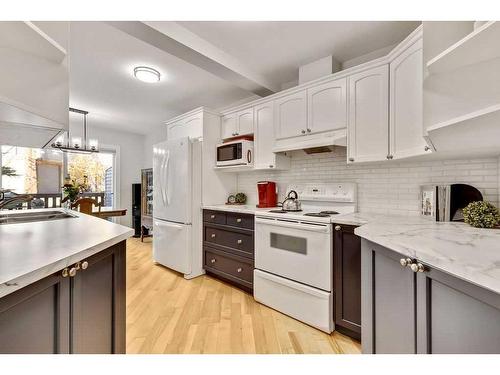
[
  {"left": 320, "top": 210, "right": 340, "bottom": 215},
  {"left": 303, "top": 212, "right": 331, "bottom": 217},
  {"left": 268, "top": 209, "right": 303, "bottom": 214}
]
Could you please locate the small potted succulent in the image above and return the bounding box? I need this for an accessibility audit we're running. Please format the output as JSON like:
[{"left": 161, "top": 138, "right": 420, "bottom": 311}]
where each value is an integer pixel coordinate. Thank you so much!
[{"left": 462, "top": 201, "right": 500, "bottom": 228}]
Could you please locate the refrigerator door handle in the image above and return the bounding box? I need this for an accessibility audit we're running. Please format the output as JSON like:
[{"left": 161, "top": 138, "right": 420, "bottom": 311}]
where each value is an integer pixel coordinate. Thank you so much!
[
  {"left": 164, "top": 151, "right": 171, "bottom": 205},
  {"left": 154, "top": 220, "right": 184, "bottom": 230},
  {"left": 160, "top": 151, "right": 169, "bottom": 206}
]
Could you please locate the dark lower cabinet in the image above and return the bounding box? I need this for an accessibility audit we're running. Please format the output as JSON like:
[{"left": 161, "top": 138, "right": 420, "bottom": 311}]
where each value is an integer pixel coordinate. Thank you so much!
[
  {"left": 362, "top": 239, "right": 500, "bottom": 354},
  {"left": 333, "top": 224, "right": 361, "bottom": 340},
  {"left": 0, "top": 241, "right": 126, "bottom": 354}
]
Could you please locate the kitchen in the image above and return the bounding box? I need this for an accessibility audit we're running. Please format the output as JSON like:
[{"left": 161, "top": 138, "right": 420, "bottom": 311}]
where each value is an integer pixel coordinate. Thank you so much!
[{"left": 1, "top": 10, "right": 500, "bottom": 365}]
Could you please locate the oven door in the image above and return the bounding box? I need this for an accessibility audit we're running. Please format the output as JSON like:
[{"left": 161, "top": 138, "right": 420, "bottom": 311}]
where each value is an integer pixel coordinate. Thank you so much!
[{"left": 255, "top": 217, "right": 332, "bottom": 291}]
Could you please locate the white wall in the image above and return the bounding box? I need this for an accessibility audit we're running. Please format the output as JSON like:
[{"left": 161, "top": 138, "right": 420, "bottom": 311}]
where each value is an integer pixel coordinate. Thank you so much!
[
  {"left": 237, "top": 148, "right": 499, "bottom": 215},
  {"left": 88, "top": 125, "right": 145, "bottom": 227}
]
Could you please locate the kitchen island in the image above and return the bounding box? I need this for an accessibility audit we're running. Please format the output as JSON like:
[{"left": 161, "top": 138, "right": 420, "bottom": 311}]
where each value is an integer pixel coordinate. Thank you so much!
[
  {"left": 354, "top": 216, "right": 500, "bottom": 354},
  {"left": 0, "top": 208, "right": 133, "bottom": 354}
]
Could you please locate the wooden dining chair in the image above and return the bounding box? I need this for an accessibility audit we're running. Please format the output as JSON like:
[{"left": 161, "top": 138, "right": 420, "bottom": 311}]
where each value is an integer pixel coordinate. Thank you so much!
[{"left": 71, "top": 197, "right": 101, "bottom": 215}]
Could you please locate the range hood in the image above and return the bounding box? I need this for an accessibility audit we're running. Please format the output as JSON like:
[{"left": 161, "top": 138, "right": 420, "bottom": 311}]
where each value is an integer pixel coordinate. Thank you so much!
[{"left": 272, "top": 128, "right": 347, "bottom": 153}]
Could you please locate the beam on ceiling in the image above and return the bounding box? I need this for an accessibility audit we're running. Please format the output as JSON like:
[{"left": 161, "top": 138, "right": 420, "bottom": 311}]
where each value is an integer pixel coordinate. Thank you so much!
[{"left": 106, "top": 21, "right": 278, "bottom": 97}]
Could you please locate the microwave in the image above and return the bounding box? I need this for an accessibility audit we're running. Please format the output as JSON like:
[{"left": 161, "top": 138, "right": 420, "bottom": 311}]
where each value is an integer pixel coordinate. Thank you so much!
[{"left": 216, "top": 139, "right": 253, "bottom": 167}]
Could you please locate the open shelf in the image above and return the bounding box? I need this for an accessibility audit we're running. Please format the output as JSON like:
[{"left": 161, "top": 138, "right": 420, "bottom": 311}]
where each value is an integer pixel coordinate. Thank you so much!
[
  {"left": 427, "top": 102, "right": 500, "bottom": 132},
  {"left": 427, "top": 21, "right": 500, "bottom": 74},
  {"left": 0, "top": 22, "right": 67, "bottom": 64}
]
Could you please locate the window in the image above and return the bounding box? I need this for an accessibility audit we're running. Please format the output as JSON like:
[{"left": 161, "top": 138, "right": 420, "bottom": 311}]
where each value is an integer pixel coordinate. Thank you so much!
[{"left": 1, "top": 145, "right": 115, "bottom": 207}]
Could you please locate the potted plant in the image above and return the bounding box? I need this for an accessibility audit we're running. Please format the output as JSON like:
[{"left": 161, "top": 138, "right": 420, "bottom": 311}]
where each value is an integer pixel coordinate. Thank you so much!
[
  {"left": 61, "top": 176, "right": 89, "bottom": 208},
  {"left": 463, "top": 201, "right": 500, "bottom": 228}
]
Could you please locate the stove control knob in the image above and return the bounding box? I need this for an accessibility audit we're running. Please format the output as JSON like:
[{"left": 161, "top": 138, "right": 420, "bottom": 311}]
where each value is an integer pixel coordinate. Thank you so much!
[{"left": 334, "top": 225, "right": 341, "bottom": 231}]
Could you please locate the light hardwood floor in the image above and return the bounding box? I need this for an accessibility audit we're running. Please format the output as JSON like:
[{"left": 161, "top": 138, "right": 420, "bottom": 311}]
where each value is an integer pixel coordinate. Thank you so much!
[{"left": 126, "top": 238, "right": 361, "bottom": 354}]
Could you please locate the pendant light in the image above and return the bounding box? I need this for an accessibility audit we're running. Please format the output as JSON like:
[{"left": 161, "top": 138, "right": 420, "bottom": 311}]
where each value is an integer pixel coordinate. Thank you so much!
[{"left": 52, "top": 108, "right": 99, "bottom": 154}]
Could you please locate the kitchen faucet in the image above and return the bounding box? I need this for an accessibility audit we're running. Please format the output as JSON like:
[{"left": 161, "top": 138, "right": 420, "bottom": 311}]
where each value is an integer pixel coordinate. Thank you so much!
[{"left": 0, "top": 189, "right": 33, "bottom": 210}]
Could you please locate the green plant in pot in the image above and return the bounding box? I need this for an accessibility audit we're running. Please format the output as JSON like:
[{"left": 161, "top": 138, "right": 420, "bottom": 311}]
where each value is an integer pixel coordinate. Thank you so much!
[
  {"left": 462, "top": 201, "right": 500, "bottom": 228},
  {"left": 61, "top": 176, "right": 89, "bottom": 207}
]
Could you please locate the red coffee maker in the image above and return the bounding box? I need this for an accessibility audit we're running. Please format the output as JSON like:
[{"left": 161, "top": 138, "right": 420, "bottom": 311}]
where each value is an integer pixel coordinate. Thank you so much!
[{"left": 257, "top": 181, "right": 277, "bottom": 208}]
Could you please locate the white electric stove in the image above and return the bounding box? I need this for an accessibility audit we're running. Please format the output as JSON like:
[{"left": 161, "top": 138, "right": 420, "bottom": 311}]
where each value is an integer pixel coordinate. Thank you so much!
[{"left": 254, "top": 183, "right": 357, "bottom": 333}]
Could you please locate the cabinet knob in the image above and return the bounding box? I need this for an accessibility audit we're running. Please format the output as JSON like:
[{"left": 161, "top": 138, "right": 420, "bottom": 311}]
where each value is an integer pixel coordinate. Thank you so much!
[
  {"left": 235, "top": 132, "right": 239, "bottom": 136},
  {"left": 69, "top": 267, "right": 77, "bottom": 277},
  {"left": 424, "top": 145, "right": 430, "bottom": 152},
  {"left": 81, "top": 261, "right": 89, "bottom": 270},
  {"left": 236, "top": 218, "right": 242, "bottom": 223},
  {"left": 210, "top": 214, "right": 215, "bottom": 219},
  {"left": 269, "top": 164, "right": 274, "bottom": 168},
  {"left": 386, "top": 154, "right": 394, "bottom": 160},
  {"left": 237, "top": 267, "right": 242, "bottom": 273},
  {"left": 348, "top": 157, "right": 355, "bottom": 162},
  {"left": 211, "top": 233, "right": 216, "bottom": 238},
  {"left": 410, "top": 263, "right": 426, "bottom": 273},
  {"left": 334, "top": 225, "right": 341, "bottom": 231},
  {"left": 211, "top": 258, "right": 216, "bottom": 264},
  {"left": 231, "top": 133, "right": 236, "bottom": 137},
  {"left": 399, "top": 258, "right": 413, "bottom": 267},
  {"left": 301, "top": 130, "right": 306, "bottom": 134},
  {"left": 307, "top": 128, "right": 311, "bottom": 133},
  {"left": 62, "top": 268, "right": 69, "bottom": 278},
  {"left": 237, "top": 239, "right": 243, "bottom": 244},
  {"left": 74, "top": 261, "right": 81, "bottom": 270}
]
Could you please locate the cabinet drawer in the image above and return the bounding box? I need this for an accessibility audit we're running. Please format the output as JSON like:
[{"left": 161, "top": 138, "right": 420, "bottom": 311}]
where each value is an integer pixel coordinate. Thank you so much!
[
  {"left": 203, "top": 210, "right": 226, "bottom": 225},
  {"left": 204, "top": 249, "right": 253, "bottom": 284},
  {"left": 226, "top": 212, "right": 254, "bottom": 230},
  {"left": 204, "top": 226, "right": 254, "bottom": 255}
]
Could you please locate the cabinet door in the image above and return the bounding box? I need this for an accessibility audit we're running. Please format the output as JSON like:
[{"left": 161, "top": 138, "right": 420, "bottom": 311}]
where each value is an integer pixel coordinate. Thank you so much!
[
  {"left": 274, "top": 90, "right": 307, "bottom": 140},
  {"left": 361, "top": 240, "right": 416, "bottom": 354},
  {"left": 348, "top": 65, "right": 389, "bottom": 163},
  {"left": 416, "top": 265, "right": 500, "bottom": 354},
  {"left": 0, "top": 273, "right": 70, "bottom": 354},
  {"left": 389, "top": 38, "right": 428, "bottom": 159},
  {"left": 183, "top": 115, "right": 203, "bottom": 138},
  {"left": 308, "top": 78, "right": 347, "bottom": 134},
  {"left": 236, "top": 108, "right": 254, "bottom": 136},
  {"left": 71, "top": 241, "right": 126, "bottom": 354},
  {"left": 167, "top": 120, "right": 184, "bottom": 140},
  {"left": 254, "top": 102, "right": 277, "bottom": 169},
  {"left": 221, "top": 113, "right": 238, "bottom": 139},
  {"left": 333, "top": 224, "right": 361, "bottom": 340}
]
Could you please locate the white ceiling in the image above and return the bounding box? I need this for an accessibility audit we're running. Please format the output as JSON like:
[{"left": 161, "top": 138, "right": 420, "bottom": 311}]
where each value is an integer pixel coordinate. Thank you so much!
[
  {"left": 69, "top": 21, "right": 420, "bottom": 135},
  {"left": 69, "top": 22, "right": 252, "bottom": 134},
  {"left": 178, "top": 21, "right": 421, "bottom": 85}
]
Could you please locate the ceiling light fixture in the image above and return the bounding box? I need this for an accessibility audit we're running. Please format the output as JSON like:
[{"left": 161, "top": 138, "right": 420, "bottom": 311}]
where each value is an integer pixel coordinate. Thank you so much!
[
  {"left": 51, "top": 108, "right": 99, "bottom": 154},
  {"left": 134, "top": 66, "right": 160, "bottom": 83}
]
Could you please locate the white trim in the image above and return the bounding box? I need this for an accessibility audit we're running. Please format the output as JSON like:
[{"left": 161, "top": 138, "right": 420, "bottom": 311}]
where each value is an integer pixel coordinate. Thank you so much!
[{"left": 101, "top": 143, "right": 120, "bottom": 224}]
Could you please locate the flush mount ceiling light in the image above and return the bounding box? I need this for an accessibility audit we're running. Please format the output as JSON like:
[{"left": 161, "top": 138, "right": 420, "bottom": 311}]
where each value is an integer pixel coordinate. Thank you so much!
[{"left": 133, "top": 66, "right": 160, "bottom": 83}]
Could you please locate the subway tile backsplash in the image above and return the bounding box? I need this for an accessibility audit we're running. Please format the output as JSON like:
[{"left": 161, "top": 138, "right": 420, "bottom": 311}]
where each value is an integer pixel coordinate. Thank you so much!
[{"left": 237, "top": 148, "right": 499, "bottom": 215}]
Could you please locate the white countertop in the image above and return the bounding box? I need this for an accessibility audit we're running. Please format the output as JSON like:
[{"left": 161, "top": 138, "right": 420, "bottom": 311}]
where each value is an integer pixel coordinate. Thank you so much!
[
  {"left": 203, "top": 204, "right": 275, "bottom": 215},
  {"left": 354, "top": 216, "right": 500, "bottom": 295},
  {"left": 0, "top": 208, "right": 134, "bottom": 298}
]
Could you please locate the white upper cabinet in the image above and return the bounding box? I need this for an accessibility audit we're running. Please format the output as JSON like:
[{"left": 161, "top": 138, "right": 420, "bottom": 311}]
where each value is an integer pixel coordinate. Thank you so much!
[
  {"left": 347, "top": 65, "right": 389, "bottom": 163},
  {"left": 307, "top": 78, "right": 347, "bottom": 134},
  {"left": 389, "top": 38, "right": 429, "bottom": 159},
  {"left": 274, "top": 90, "right": 307, "bottom": 139},
  {"left": 221, "top": 107, "right": 254, "bottom": 139},
  {"left": 167, "top": 114, "right": 203, "bottom": 140},
  {"left": 221, "top": 113, "right": 238, "bottom": 139},
  {"left": 254, "top": 101, "right": 290, "bottom": 170},
  {"left": 236, "top": 108, "right": 254, "bottom": 136}
]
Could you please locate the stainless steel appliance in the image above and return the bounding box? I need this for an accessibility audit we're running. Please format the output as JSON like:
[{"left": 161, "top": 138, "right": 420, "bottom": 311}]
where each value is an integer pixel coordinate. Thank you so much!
[
  {"left": 421, "top": 183, "right": 483, "bottom": 221},
  {"left": 216, "top": 139, "right": 253, "bottom": 167},
  {"left": 254, "top": 183, "right": 357, "bottom": 333},
  {"left": 281, "top": 190, "right": 302, "bottom": 211}
]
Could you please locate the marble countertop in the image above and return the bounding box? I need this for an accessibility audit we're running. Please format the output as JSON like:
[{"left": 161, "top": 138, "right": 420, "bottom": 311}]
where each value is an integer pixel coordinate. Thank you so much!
[
  {"left": 202, "top": 204, "right": 275, "bottom": 215},
  {"left": 0, "top": 208, "right": 134, "bottom": 298},
  {"left": 355, "top": 217, "right": 500, "bottom": 295}
]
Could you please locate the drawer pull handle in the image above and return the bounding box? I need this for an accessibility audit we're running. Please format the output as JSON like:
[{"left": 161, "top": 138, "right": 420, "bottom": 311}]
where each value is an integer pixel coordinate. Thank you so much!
[
  {"left": 236, "top": 218, "right": 242, "bottom": 223},
  {"left": 81, "top": 261, "right": 89, "bottom": 270},
  {"left": 69, "top": 267, "right": 77, "bottom": 277},
  {"left": 410, "top": 263, "right": 426, "bottom": 273},
  {"left": 211, "top": 233, "right": 216, "bottom": 238},
  {"left": 211, "top": 258, "right": 216, "bottom": 264},
  {"left": 210, "top": 215, "right": 215, "bottom": 219},
  {"left": 237, "top": 239, "right": 242, "bottom": 244},
  {"left": 237, "top": 267, "right": 242, "bottom": 273},
  {"left": 62, "top": 268, "right": 69, "bottom": 278},
  {"left": 334, "top": 225, "right": 341, "bottom": 231},
  {"left": 400, "top": 258, "right": 413, "bottom": 268}
]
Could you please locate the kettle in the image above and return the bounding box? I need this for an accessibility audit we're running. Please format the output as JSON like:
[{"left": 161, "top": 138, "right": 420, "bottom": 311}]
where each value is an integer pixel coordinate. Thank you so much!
[{"left": 282, "top": 190, "right": 302, "bottom": 211}]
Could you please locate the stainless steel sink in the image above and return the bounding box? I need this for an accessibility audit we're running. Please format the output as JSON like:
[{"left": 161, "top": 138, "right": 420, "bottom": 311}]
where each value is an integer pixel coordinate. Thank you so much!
[{"left": 0, "top": 210, "right": 77, "bottom": 225}]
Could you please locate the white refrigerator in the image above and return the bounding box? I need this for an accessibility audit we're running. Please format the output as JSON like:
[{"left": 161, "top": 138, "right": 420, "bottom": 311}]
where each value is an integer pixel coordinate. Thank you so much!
[{"left": 152, "top": 137, "right": 203, "bottom": 279}]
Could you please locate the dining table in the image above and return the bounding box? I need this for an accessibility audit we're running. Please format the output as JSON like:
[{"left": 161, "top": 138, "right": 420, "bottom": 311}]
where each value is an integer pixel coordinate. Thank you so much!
[{"left": 91, "top": 206, "right": 127, "bottom": 219}]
